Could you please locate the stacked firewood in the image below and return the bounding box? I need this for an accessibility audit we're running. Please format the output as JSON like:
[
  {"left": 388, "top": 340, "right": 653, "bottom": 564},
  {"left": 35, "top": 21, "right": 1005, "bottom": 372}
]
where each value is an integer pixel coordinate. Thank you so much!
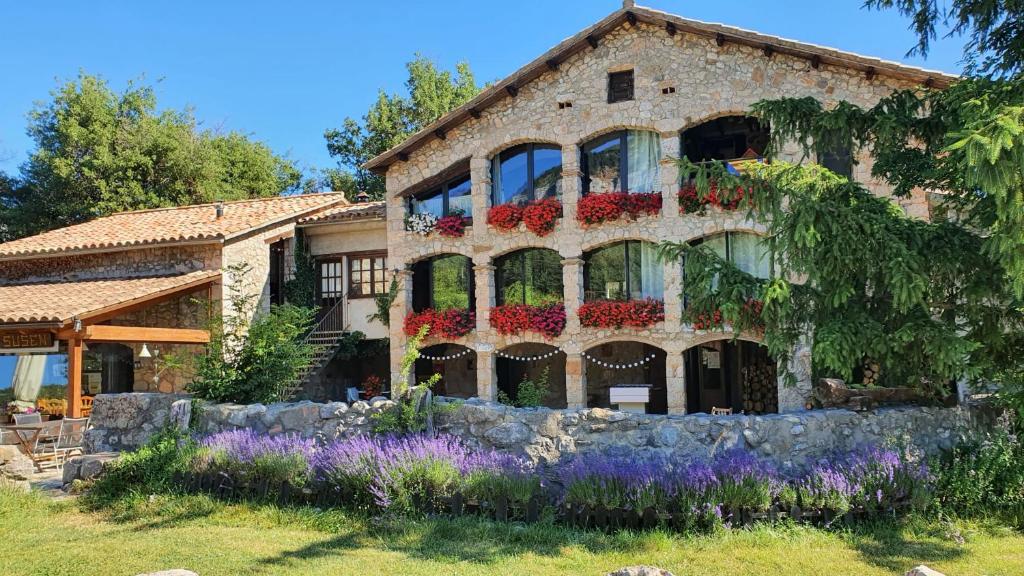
[
  {"left": 742, "top": 362, "right": 778, "bottom": 414},
  {"left": 861, "top": 359, "right": 882, "bottom": 386}
]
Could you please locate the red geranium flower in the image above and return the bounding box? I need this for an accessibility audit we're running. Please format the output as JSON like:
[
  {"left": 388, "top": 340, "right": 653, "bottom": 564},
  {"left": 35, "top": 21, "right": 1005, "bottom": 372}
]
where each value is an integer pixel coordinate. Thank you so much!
[
  {"left": 578, "top": 298, "right": 665, "bottom": 329},
  {"left": 487, "top": 203, "right": 524, "bottom": 231}
]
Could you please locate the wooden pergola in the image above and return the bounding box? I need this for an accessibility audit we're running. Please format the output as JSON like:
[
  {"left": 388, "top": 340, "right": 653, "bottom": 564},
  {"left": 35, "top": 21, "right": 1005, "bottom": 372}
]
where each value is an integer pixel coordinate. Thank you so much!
[{"left": 0, "top": 271, "right": 220, "bottom": 417}]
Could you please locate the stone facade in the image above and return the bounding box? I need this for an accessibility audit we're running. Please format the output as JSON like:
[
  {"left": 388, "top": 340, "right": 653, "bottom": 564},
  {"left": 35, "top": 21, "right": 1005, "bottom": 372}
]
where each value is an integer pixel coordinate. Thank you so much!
[
  {"left": 0, "top": 244, "right": 221, "bottom": 285},
  {"left": 383, "top": 19, "right": 923, "bottom": 414},
  {"left": 84, "top": 393, "right": 980, "bottom": 473}
]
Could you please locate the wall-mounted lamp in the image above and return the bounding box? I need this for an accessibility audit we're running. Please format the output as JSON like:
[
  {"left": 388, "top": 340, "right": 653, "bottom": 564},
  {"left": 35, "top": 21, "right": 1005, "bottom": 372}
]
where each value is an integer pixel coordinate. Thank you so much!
[{"left": 139, "top": 343, "right": 152, "bottom": 358}]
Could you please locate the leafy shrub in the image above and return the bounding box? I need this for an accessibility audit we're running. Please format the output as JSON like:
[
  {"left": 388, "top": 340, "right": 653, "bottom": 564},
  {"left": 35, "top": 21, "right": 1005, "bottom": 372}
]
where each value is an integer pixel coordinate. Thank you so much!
[
  {"left": 189, "top": 263, "right": 315, "bottom": 404},
  {"left": 85, "top": 427, "right": 196, "bottom": 507},
  {"left": 195, "top": 429, "right": 315, "bottom": 487},
  {"left": 498, "top": 367, "right": 551, "bottom": 408},
  {"left": 932, "top": 416, "right": 1024, "bottom": 523}
]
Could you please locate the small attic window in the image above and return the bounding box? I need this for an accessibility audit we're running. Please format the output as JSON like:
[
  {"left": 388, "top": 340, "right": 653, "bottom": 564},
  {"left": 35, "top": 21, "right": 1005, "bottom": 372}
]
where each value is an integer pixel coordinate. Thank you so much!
[{"left": 607, "top": 70, "right": 634, "bottom": 103}]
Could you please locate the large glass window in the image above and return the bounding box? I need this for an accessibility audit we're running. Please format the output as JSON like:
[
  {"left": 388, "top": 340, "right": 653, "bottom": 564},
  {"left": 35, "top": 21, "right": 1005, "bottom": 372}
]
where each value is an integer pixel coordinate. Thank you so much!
[
  {"left": 692, "top": 232, "right": 770, "bottom": 279},
  {"left": 411, "top": 174, "right": 472, "bottom": 218},
  {"left": 494, "top": 249, "right": 563, "bottom": 306},
  {"left": 492, "top": 144, "right": 562, "bottom": 206},
  {"left": 581, "top": 130, "right": 661, "bottom": 194},
  {"left": 818, "top": 144, "right": 854, "bottom": 178},
  {"left": 681, "top": 116, "right": 770, "bottom": 163},
  {"left": 583, "top": 241, "right": 664, "bottom": 301},
  {"left": 349, "top": 252, "right": 387, "bottom": 298},
  {"left": 412, "top": 254, "right": 474, "bottom": 312}
]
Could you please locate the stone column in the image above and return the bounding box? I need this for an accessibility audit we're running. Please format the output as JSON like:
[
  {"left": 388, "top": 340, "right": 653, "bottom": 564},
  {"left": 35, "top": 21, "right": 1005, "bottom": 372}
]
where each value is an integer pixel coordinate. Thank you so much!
[
  {"left": 565, "top": 352, "right": 585, "bottom": 409},
  {"left": 473, "top": 263, "right": 495, "bottom": 334},
  {"left": 476, "top": 345, "right": 497, "bottom": 401},
  {"left": 561, "top": 257, "right": 584, "bottom": 333},
  {"left": 560, "top": 145, "right": 582, "bottom": 226},
  {"left": 389, "top": 268, "right": 414, "bottom": 393},
  {"left": 470, "top": 155, "right": 492, "bottom": 241},
  {"left": 666, "top": 351, "right": 686, "bottom": 415},
  {"left": 777, "top": 340, "right": 813, "bottom": 412},
  {"left": 659, "top": 131, "right": 681, "bottom": 215},
  {"left": 663, "top": 255, "right": 683, "bottom": 333}
]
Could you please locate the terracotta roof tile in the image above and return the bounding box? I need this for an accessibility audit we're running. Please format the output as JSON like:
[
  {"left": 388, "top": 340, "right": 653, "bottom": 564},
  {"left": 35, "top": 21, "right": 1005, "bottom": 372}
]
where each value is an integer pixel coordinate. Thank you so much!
[
  {"left": 298, "top": 201, "right": 386, "bottom": 224},
  {"left": 0, "top": 193, "right": 348, "bottom": 259},
  {"left": 0, "top": 270, "right": 220, "bottom": 325}
]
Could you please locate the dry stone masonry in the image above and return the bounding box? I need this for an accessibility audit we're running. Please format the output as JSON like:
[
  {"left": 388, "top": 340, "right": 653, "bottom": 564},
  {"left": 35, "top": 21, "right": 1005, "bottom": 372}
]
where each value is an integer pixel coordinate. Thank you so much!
[{"left": 85, "top": 393, "right": 978, "bottom": 472}]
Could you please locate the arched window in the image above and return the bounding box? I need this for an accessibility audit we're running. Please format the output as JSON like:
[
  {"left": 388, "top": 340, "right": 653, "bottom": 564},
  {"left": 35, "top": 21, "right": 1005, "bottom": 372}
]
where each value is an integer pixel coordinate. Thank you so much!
[
  {"left": 581, "top": 130, "right": 661, "bottom": 194},
  {"left": 411, "top": 254, "right": 474, "bottom": 312},
  {"left": 410, "top": 173, "right": 472, "bottom": 218},
  {"left": 681, "top": 116, "right": 770, "bottom": 163},
  {"left": 492, "top": 144, "right": 562, "bottom": 206},
  {"left": 692, "top": 232, "right": 770, "bottom": 279},
  {"left": 494, "top": 248, "right": 563, "bottom": 306},
  {"left": 583, "top": 240, "right": 664, "bottom": 301}
]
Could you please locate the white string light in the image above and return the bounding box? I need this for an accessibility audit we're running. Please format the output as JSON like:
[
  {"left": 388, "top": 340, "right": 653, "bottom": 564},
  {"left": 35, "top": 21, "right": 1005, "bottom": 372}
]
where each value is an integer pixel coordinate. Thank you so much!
[
  {"left": 419, "top": 348, "right": 474, "bottom": 361},
  {"left": 581, "top": 351, "right": 658, "bottom": 370},
  {"left": 494, "top": 348, "right": 565, "bottom": 362}
]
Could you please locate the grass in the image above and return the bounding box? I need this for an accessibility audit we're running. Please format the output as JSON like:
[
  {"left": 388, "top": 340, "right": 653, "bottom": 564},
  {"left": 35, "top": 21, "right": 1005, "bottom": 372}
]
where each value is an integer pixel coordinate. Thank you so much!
[{"left": 1, "top": 487, "right": 1023, "bottom": 576}]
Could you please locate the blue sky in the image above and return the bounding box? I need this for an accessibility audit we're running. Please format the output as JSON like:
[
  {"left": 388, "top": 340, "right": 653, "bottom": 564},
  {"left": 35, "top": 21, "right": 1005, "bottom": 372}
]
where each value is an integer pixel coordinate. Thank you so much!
[{"left": 0, "top": 0, "right": 964, "bottom": 389}]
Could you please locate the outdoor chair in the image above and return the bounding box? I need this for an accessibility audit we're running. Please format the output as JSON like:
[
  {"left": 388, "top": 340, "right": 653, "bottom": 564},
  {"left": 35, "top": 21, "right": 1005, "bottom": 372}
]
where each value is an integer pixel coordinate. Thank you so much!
[
  {"left": 711, "top": 407, "right": 733, "bottom": 416},
  {"left": 80, "top": 396, "right": 94, "bottom": 417},
  {"left": 12, "top": 412, "right": 43, "bottom": 443},
  {"left": 52, "top": 417, "right": 89, "bottom": 466}
]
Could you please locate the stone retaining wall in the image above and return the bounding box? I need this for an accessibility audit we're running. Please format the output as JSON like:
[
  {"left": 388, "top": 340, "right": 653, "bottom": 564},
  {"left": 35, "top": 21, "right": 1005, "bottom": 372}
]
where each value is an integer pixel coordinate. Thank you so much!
[{"left": 85, "top": 393, "right": 982, "bottom": 470}]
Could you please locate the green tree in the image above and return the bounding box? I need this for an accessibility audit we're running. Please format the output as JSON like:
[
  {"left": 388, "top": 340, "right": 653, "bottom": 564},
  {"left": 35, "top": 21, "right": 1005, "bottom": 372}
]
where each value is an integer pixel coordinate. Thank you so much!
[
  {"left": 1, "top": 73, "right": 302, "bottom": 239},
  {"left": 324, "top": 55, "right": 480, "bottom": 199}
]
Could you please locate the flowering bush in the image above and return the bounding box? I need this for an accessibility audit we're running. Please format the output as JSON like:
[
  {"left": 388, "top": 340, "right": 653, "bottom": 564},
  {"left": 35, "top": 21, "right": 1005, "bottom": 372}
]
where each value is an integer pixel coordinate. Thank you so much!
[
  {"left": 690, "top": 308, "right": 724, "bottom": 331},
  {"left": 578, "top": 298, "right": 665, "bottom": 329},
  {"left": 435, "top": 214, "right": 471, "bottom": 238},
  {"left": 311, "top": 433, "right": 531, "bottom": 511},
  {"left": 196, "top": 429, "right": 315, "bottom": 486},
  {"left": 678, "top": 182, "right": 748, "bottom": 215},
  {"left": 488, "top": 199, "right": 563, "bottom": 236},
  {"left": 522, "top": 198, "right": 562, "bottom": 236},
  {"left": 361, "top": 374, "right": 384, "bottom": 399},
  {"left": 403, "top": 308, "right": 475, "bottom": 339},
  {"left": 405, "top": 213, "right": 438, "bottom": 235},
  {"left": 490, "top": 302, "right": 566, "bottom": 338},
  {"left": 576, "top": 192, "right": 662, "bottom": 225}
]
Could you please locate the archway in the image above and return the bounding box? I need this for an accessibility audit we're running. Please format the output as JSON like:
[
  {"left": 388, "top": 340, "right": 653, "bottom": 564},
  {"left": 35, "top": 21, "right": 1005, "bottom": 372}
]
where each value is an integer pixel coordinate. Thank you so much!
[
  {"left": 414, "top": 343, "right": 477, "bottom": 399},
  {"left": 684, "top": 339, "right": 777, "bottom": 414},
  {"left": 583, "top": 341, "right": 667, "bottom": 414},
  {"left": 496, "top": 343, "right": 566, "bottom": 408}
]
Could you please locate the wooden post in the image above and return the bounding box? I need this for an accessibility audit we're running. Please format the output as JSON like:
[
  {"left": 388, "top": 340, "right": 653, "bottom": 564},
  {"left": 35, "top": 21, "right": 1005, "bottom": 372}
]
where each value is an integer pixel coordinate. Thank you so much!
[{"left": 67, "top": 337, "right": 83, "bottom": 418}]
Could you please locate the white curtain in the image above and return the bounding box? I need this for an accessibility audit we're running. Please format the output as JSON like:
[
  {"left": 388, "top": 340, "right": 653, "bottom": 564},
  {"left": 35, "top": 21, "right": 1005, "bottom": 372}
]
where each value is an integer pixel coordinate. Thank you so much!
[
  {"left": 12, "top": 355, "right": 46, "bottom": 402},
  {"left": 639, "top": 242, "right": 664, "bottom": 300},
  {"left": 627, "top": 130, "right": 661, "bottom": 193},
  {"left": 730, "top": 233, "right": 771, "bottom": 279}
]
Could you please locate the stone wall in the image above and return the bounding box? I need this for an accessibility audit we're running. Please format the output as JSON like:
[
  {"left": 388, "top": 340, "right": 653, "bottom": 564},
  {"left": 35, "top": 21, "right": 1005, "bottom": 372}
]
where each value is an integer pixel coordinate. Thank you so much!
[
  {"left": 0, "top": 244, "right": 221, "bottom": 285},
  {"left": 86, "top": 393, "right": 980, "bottom": 472},
  {"left": 382, "top": 19, "right": 928, "bottom": 414},
  {"left": 84, "top": 393, "right": 191, "bottom": 453}
]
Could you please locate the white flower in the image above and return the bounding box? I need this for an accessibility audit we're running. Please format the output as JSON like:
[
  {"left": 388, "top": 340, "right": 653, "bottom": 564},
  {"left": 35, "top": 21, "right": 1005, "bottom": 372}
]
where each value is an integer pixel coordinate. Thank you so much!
[{"left": 405, "top": 213, "right": 438, "bottom": 235}]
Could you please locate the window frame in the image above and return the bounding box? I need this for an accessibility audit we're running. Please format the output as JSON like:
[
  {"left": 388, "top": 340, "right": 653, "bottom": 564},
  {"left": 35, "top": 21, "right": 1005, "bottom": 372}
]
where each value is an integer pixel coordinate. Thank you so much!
[
  {"left": 583, "top": 240, "right": 651, "bottom": 302},
  {"left": 412, "top": 254, "right": 476, "bottom": 312},
  {"left": 494, "top": 248, "right": 564, "bottom": 306},
  {"left": 409, "top": 172, "right": 473, "bottom": 219},
  {"left": 490, "top": 143, "right": 562, "bottom": 206},
  {"left": 581, "top": 130, "right": 630, "bottom": 195},
  {"left": 347, "top": 250, "right": 388, "bottom": 299},
  {"left": 607, "top": 70, "right": 635, "bottom": 104}
]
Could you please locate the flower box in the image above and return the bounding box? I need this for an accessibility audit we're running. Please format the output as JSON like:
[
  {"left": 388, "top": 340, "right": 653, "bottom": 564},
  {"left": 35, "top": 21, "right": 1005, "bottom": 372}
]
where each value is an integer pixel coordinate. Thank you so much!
[
  {"left": 576, "top": 192, "right": 662, "bottom": 226},
  {"left": 490, "top": 302, "right": 566, "bottom": 338},
  {"left": 403, "top": 308, "right": 475, "bottom": 339},
  {"left": 405, "top": 213, "right": 472, "bottom": 237},
  {"left": 678, "top": 182, "right": 747, "bottom": 215},
  {"left": 578, "top": 298, "right": 665, "bottom": 329},
  {"left": 488, "top": 198, "right": 563, "bottom": 237}
]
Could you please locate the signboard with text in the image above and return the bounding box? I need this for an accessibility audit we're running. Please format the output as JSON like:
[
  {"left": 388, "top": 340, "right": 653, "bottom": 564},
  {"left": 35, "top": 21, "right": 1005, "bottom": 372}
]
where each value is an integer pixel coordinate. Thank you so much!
[{"left": 0, "top": 331, "right": 58, "bottom": 354}]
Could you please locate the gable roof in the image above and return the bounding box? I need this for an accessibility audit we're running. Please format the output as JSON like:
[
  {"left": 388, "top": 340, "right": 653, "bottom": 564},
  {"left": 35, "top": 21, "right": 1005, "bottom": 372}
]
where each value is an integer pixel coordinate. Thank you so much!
[
  {"left": 0, "top": 193, "right": 348, "bottom": 260},
  {"left": 364, "top": 4, "right": 957, "bottom": 175}
]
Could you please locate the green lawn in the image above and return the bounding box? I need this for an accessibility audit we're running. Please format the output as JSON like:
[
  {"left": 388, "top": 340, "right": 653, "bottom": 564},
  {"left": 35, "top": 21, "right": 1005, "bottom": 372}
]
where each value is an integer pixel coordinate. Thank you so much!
[{"left": 1, "top": 488, "right": 1022, "bottom": 576}]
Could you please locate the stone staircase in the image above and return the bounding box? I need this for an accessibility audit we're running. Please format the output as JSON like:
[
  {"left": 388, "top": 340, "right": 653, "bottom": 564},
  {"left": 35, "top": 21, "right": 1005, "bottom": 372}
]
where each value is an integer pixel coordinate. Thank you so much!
[{"left": 282, "top": 298, "right": 349, "bottom": 400}]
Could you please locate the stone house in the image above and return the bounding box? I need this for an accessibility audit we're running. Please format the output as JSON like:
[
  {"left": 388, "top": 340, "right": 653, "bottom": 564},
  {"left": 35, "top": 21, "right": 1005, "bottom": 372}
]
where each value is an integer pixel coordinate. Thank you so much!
[
  {"left": 1, "top": 2, "right": 959, "bottom": 421},
  {"left": 366, "top": 2, "right": 955, "bottom": 415},
  {"left": 0, "top": 194, "right": 389, "bottom": 416}
]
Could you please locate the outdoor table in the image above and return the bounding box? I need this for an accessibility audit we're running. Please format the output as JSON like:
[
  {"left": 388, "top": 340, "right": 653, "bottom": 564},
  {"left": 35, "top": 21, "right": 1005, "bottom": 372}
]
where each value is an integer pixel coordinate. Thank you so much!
[{"left": 0, "top": 422, "right": 59, "bottom": 472}]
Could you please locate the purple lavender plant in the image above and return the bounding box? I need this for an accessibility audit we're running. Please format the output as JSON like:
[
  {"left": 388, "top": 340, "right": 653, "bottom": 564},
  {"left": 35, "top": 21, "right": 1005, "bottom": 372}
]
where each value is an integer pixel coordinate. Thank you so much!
[{"left": 197, "top": 429, "right": 316, "bottom": 485}]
